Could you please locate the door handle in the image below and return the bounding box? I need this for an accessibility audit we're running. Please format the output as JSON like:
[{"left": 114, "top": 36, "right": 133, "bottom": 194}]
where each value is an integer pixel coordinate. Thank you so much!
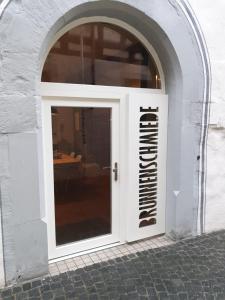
[{"left": 113, "top": 162, "right": 118, "bottom": 181}]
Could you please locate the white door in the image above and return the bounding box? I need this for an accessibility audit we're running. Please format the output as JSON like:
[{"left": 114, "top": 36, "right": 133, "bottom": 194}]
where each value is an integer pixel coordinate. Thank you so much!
[{"left": 43, "top": 98, "right": 120, "bottom": 259}]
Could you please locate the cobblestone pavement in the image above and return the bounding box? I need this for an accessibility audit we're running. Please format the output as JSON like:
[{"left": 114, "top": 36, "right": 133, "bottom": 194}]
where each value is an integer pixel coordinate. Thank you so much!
[
  {"left": 1, "top": 231, "right": 225, "bottom": 300},
  {"left": 49, "top": 235, "right": 173, "bottom": 276}
]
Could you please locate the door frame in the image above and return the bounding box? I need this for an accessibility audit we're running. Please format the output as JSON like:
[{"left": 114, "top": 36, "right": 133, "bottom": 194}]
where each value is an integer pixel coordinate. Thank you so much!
[
  {"left": 42, "top": 87, "right": 123, "bottom": 260},
  {"left": 41, "top": 83, "right": 165, "bottom": 260}
]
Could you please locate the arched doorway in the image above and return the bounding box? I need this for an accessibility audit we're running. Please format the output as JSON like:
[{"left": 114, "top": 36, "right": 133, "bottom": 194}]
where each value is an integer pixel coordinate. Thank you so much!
[
  {"left": 0, "top": 0, "right": 210, "bottom": 284},
  {"left": 41, "top": 19, "right": 168, "bottom": 259}
]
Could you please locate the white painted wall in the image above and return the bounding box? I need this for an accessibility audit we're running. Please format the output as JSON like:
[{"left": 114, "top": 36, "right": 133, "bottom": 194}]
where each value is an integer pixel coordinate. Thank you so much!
[
  {"left": 0, "top": 208, "right": 5, "bottom": 287},
  {"left": 188, "top": 0, "right": 225, "bottom": 232}
]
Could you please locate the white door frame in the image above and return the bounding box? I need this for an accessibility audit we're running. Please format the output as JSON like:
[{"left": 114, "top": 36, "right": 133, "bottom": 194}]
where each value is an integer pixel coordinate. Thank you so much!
[
  {"left": 42, "top": 86, "right": 124, "bottom": 260},
  {"left": 41, "top": 82, "right": 165, "bottom": 260}
]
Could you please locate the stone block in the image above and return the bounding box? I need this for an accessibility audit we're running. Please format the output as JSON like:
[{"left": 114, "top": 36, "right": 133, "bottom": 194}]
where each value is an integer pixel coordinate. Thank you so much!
[
  {"left": 21, "top": 0, "right": 65, "bottom": 33},
  {"left": 205, "top": 127, "right": 225, "bottom": 233},
  {"left": 208, "top": 102, "right": 225, "bottom": 127},
  {"left": 55, "top": 0, "right": 85, "bottom": 15},
  {"left": 0, "top": 135, "right": 9, "bottom": 178},
  {"left": 8, "top": 132, "right": 41, "bottom": 225},
  {"left": 13, "top": 219, "right": 48, "bottom": 282},
  {"left": 182, "top": 70, "right": 204, "bottom": 104},
  {"left": 0, "top": 179, "right": 17, "bottom": 286},
  {"left": 0, "top": 9, "right": 43, "bottom": 54},
  {"left": 0, "top": 204, "right": 5, "bottom": 288},
  {"left": 0, "top": 96, "right": 38, "bottom": 133},
  {"left": 0, "top": 52, "right": 38, "bottom": 96},
  {"left": 211, "top": 61, "right": 225, "bottom": 104},
  {"left": 182, "top": 100, "right": 204, "bottom": 126}
]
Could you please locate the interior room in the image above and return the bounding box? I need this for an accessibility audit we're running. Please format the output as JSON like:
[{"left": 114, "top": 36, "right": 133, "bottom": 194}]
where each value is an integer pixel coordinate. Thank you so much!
[{"left": 51, "top": 106, "right": 112, "bottom": 245}]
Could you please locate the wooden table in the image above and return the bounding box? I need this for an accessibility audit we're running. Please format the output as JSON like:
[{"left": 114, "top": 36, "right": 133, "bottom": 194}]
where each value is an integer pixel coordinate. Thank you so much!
[{"left": 54, "top": 154, "right": 81, "bottom": 165}]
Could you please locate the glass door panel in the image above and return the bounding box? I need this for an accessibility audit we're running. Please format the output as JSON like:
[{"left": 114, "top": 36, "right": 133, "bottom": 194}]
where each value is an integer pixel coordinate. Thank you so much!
[{"left": 51, "top": 106, "right": 111, "bottom": 246}]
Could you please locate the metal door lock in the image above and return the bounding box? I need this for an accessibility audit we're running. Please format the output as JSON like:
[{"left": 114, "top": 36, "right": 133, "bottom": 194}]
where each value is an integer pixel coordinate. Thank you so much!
[{"left": 113, "top": 162, "right": 118, "bottom": 181}]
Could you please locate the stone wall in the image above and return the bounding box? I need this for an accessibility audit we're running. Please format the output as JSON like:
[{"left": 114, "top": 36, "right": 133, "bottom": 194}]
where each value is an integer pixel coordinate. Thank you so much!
[
  {"left": 0, "top": 0, "right": 207, "bottom": 285},
  {"left": 188, "top": 0, "right": 225, "bottom": 232}
]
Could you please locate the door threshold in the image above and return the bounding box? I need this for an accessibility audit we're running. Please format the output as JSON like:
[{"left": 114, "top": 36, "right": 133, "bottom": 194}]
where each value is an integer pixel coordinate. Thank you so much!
[{"left": 49, "top": 241, "right": 124, "bottom": 264}]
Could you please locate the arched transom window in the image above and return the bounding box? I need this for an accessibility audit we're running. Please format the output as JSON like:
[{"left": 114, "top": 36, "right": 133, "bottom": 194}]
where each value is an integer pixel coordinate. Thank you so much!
[{"left": 42, "top": 22, "right": 161, "bottom": 89}]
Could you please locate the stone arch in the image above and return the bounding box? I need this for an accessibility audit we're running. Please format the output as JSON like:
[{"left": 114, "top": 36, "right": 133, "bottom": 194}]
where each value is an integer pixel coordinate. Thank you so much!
[
  {"left": 38, "top": 0, "right": 209, "bottom": 237},
  {"left": 0, "top": 0, "right": 210, "bottom": 284}
]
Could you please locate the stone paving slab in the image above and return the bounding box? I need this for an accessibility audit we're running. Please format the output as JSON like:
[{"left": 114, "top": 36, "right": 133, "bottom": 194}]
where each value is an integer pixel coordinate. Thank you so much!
[{"left": 1, "top": 231, "right": 225, "bottom": 299}]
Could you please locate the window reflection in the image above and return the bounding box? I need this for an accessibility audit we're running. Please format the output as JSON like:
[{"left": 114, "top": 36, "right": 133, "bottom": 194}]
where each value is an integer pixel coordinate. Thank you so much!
[{"left": 42, "top": 22, "right": 161, "bottom": 89}]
